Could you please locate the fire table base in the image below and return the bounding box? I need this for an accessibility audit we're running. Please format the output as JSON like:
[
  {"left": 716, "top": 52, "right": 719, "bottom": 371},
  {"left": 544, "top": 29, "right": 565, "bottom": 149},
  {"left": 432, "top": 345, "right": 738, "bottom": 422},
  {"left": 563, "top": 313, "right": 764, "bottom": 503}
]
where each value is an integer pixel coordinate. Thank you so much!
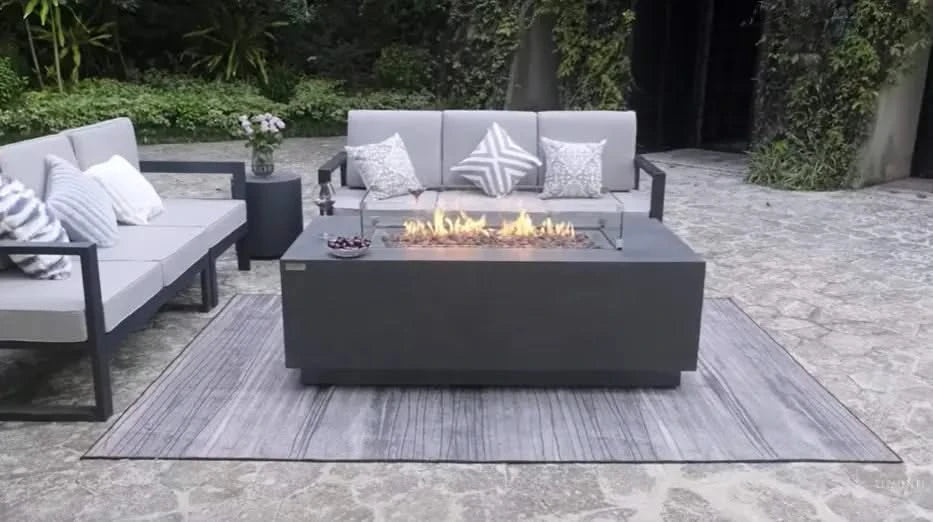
[
  {"left": 300, "top": 369, "right": 680, "bottom": 387},
  {"left": 280, "top": 214, "right": 705, "bottom": 388}
]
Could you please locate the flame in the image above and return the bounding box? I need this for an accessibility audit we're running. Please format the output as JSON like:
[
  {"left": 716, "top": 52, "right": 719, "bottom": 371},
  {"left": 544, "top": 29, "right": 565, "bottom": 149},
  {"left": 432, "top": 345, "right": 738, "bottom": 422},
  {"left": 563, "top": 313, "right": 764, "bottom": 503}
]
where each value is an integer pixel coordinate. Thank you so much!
[{"left": 402, "top": 209, "right": 575, "bottom": 240}]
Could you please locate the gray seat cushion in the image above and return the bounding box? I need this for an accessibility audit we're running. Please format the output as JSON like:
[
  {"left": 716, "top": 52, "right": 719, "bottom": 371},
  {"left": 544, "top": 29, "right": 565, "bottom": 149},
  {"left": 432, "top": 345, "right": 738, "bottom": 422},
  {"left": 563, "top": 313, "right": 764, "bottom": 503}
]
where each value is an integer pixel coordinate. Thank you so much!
[
  {"left": 62, "top": 117, "right": 141, "bottom": 171},
  {"left": 145, "top": 198, "right": 246, "bottom": 248},
  {"left": 347, "top": 110, "right": 443, "bottom": 189},
  {"left": 0, "top": 259, "right": 162, "bottom": 342},
  {"left": 442, "top": 111, "right": 540, "bottom": 188},
  {"left": 98, "top": 226, "right": 206, "bottom": 285},
  {"left": 537, "top": 111, "right": 637, "bottom": 191},
  {"left": 333, "top": 189, "right": 438, "bottom": 215},
  {"left": 0, "top": 134, "right": 79, "bottom": 198},
  {"left": 435, "top": 189, "right": 546, "bottom": 215}
]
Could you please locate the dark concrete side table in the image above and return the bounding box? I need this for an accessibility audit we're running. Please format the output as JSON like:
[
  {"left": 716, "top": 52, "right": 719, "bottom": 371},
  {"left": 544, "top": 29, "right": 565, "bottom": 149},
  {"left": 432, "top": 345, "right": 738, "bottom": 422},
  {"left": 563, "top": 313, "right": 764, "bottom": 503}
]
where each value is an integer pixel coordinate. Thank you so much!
[{"left": 245, "top": 172, "right": 303, "bottom": 259}]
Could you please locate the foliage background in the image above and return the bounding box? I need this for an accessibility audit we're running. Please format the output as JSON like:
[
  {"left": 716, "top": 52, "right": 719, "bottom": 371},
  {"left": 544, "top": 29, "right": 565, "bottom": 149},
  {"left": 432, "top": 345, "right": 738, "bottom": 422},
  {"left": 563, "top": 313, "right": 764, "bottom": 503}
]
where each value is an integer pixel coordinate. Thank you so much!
[
  {"left": 749, "top": 0, "right": 932, "bottom": 190},
  {"left": 0, "top": 0, "right": 638, "bottom": 143},
  {"left": 2, "top": 0, "right": 931, "bottom": 193}
]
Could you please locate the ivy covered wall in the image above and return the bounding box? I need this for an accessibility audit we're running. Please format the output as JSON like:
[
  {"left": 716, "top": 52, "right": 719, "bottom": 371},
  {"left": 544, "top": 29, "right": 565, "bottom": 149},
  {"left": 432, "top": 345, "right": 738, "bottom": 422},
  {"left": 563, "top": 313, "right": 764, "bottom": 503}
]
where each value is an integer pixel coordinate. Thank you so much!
[
  {"left": 439, "top": 0, "right": 636, "bottom": 110},
  {"left": 748, "top": 0, "right": 932, "bottom": 190}
]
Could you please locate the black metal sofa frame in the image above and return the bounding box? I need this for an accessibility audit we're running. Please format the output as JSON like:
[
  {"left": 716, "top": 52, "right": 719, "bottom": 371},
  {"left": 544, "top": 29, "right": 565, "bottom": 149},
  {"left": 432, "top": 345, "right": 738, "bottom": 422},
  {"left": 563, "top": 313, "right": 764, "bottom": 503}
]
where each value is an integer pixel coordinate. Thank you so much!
[{"left": 0, "top": 161, "right": 250, "bottom": 422}]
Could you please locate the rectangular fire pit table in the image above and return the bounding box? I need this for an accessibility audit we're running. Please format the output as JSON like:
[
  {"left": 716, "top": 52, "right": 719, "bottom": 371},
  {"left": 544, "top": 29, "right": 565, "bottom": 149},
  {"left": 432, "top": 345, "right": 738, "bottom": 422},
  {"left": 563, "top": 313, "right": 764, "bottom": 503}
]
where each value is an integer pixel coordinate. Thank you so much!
[{"left": 280, "top": 213, "right": 705, "bottom": 387}]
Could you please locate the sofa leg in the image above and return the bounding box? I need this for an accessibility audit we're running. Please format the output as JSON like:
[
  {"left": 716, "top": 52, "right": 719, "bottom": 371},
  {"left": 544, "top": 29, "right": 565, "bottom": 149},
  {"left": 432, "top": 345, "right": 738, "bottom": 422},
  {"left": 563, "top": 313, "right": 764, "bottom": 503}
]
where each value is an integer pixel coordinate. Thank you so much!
[
  {"left": 210, "top": 258, "right": 220, "bottom": 308},
  {"left": 89, "top": 341, "right": 114, "bottom": 421},
  {"left": 200, "top": 265, "right": 215, "bottom": 312},
  {"left": 236, "top": 238, "right": 251, "bottom": 271}
]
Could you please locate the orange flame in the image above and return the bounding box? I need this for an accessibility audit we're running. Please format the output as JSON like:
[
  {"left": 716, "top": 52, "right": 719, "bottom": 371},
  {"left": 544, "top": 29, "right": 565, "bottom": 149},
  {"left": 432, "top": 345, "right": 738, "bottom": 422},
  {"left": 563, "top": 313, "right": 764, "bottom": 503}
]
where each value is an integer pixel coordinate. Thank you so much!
[{"left": 402, "top": 209, "right": 575, "bottom": 240}]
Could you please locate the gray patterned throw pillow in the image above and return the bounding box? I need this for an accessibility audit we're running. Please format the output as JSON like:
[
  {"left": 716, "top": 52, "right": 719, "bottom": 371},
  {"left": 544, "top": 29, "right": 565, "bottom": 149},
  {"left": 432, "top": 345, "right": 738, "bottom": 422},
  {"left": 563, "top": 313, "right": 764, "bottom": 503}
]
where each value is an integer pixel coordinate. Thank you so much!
[
  {"left": 345, "top": 133, "right": 424, "bottom": 200},
  {"left": 539, "top": 137, "right": 606, "bottom": 199},
  {"left": 0, "top": 176, "right": 72, "bottom": 280},
  {"left": 45, "top": 154, "right": 119, "bottom": 247}
]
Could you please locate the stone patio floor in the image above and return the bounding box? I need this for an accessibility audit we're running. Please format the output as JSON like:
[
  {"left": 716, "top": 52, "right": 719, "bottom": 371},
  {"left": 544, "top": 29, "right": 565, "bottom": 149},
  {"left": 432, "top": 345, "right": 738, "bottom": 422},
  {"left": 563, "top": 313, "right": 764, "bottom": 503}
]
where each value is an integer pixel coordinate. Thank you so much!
[{"left": 2, "top": 138, "right": 933, "bottom": 521}]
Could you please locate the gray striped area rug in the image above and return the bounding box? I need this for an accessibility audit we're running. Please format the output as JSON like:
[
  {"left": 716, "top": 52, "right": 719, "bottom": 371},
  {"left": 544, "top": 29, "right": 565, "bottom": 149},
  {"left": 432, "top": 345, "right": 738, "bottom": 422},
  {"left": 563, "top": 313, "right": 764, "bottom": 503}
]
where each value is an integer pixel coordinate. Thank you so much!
[{"left": 86, "top": 295, "right": 899, "bottom": 463}]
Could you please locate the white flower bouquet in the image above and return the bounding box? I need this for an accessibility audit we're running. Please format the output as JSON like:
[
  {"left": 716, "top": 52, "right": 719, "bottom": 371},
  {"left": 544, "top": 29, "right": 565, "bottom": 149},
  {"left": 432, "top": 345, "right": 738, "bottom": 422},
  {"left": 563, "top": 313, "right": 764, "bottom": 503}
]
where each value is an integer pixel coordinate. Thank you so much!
[{"left": 239, "top": 113, "right": 286, "bottom": 153}]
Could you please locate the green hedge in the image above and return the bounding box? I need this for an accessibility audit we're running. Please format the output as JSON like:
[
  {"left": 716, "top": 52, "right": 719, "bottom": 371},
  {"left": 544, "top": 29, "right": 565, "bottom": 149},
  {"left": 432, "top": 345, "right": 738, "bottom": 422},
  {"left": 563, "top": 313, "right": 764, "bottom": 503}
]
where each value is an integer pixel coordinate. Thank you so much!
[
  {"left": 286, "top": 78, "right": 435, "bottom": 135},
  {"left": 0, "top": 77, "right": 434, "bottom": 144},
  {"left": 0, "top": 57, "right": 27, "bottom": 109}
]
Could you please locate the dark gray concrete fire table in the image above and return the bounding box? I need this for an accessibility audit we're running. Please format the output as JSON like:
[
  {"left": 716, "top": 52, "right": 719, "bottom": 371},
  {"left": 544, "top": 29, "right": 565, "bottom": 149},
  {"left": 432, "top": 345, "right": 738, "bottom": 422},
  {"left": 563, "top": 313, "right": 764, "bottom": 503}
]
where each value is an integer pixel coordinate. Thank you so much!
[{"left": 280, "top": 213, "right": 705, "bottom": 387}]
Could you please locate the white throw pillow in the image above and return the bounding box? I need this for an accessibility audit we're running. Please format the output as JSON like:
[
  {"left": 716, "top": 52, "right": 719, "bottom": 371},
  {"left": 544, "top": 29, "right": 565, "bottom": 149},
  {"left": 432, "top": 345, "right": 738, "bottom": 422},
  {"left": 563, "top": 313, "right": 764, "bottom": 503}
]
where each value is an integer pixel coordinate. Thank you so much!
[
  {"left": 450, "top": 122, "right": 542, "bottom": 198},
  {"left": 345, "top": 133, "right": 424, "bottom": 200},
  {"left": 539, "top": 137, "right": 606, "bottom": 199},
  {"left": 84, "top": 155, "right": 163, "bottom": 225}
]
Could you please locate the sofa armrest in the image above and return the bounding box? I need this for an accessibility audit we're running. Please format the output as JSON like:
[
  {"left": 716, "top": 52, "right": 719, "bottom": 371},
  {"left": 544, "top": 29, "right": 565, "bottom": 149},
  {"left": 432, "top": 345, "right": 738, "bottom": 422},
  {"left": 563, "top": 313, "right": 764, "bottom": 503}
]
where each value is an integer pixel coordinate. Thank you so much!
[
  {"left": 139, "top": 160, "right": 247, "bottom": 200},
  {"left": 0, "top": 241, "right": 105, "bottom": 341},
  {"left": 318, "top": 151, "right": 347, "bottom": 186},
  {"left": 634, "top": 155, "right": 666, "bottom": 222}
]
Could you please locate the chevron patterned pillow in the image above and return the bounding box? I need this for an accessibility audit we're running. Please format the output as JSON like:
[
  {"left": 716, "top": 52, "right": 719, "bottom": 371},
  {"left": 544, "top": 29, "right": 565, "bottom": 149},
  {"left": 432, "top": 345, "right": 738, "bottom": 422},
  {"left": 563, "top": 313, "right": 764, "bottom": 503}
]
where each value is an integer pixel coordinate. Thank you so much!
[
  {"left": 0, "top": 176, "right": 72, "bottom": 280},
  {"left": 451, "top": 122, "right": 542, "bottom": 197}
]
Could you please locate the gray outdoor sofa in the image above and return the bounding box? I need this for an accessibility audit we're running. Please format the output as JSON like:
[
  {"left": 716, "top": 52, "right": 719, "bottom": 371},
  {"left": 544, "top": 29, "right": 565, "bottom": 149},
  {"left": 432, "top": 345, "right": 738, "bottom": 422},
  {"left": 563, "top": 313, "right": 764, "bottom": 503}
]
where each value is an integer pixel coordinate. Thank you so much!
[
  {"left": 0, "top": 117, "right": 250, "bottom": 422},
  {"left": 318, "top": 110, "right": 666, "bottom": 221}
]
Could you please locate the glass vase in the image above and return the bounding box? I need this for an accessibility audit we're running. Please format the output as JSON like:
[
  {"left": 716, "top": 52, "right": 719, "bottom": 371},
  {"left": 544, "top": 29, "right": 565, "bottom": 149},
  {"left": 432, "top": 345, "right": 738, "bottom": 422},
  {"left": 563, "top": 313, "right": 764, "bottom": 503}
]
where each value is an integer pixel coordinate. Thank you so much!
[{"left": 251, "top": 148, "right": 275, "bottom": 177}]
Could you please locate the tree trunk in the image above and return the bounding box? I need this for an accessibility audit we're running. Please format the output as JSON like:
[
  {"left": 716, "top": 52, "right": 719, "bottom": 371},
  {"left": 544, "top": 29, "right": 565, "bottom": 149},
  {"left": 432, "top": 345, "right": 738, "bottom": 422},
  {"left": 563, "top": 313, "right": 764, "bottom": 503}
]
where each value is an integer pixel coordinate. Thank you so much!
[
  {"left": 51, "top": 6, "right": 64, "bottom": 92},
  {"left": 505, "top": 10, "right": 560, "bottom": 110},
  {"left": 690, "top": 0, "right": 715, "bottom": 146},
  {"left": 23, "top": 20, "right": 44, "bottom": 88}
]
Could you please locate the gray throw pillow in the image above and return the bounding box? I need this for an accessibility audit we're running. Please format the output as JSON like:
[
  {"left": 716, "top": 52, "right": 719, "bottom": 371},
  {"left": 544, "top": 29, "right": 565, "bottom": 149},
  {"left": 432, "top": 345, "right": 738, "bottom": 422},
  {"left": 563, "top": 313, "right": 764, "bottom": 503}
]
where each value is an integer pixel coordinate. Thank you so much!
[
  {"left": 44, "top": 154, "right": 119, "bottom": 247},
  {"left": 0, "top": 176, "right": 72, "bottom": 280},
  {"left": 539, "top": 137, "right": 606, "bottom": 199},
  {"left": 345, "top": 133, "right": 424, "bottom": 200}
]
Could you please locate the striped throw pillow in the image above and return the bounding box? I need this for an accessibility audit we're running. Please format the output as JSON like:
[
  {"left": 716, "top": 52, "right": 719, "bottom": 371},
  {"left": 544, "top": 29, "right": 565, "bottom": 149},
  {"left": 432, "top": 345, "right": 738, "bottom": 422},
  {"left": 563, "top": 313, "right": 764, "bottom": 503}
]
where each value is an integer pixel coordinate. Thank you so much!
[
  {"left": 0, "top": 176, "right": 72, "bottom": 280},
  {"left": 450, "top": 122, "right": 542, "bottom": 198},
  {"left": 44, "top": 154, "right": 119, "bottom": 247}
]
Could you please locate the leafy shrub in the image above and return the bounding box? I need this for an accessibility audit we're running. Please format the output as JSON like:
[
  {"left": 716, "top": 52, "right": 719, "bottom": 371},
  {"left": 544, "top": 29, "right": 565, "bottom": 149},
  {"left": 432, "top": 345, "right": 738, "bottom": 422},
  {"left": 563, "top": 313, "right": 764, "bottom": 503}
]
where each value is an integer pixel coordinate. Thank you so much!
[
  {"left": 285, "top": 78, "right": 434, "bottom": 134},
  {"left": 0, "top": 78, "right": 283, "bottom": 143},
  {"left": 374, "top": 44, "right": 433, "bottom": 90},
  {"left": 0, "top": 57, "right": 27, "bottom": 108},
  {"left": 0, "top": 76, "right": 435, "bottom": 144},
  {"left": 261, "top": 64, "right": 300, "bottom": 103}
]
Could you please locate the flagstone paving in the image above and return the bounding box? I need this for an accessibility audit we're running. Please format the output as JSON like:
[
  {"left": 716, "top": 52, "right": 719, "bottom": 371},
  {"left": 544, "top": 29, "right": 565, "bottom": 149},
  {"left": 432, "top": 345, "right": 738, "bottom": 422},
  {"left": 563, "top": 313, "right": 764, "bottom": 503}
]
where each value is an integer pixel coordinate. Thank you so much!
[{"left": 2, "top": 139, "right": 932, "bottom": 521}]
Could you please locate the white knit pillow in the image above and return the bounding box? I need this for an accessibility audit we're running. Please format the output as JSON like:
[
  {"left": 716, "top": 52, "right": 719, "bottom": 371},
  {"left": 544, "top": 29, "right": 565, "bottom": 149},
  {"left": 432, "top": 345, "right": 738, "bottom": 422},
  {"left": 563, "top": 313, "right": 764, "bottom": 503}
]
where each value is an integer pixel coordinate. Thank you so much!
[{"left": 84, "top": 155, "right": 163, "bottom": 225}]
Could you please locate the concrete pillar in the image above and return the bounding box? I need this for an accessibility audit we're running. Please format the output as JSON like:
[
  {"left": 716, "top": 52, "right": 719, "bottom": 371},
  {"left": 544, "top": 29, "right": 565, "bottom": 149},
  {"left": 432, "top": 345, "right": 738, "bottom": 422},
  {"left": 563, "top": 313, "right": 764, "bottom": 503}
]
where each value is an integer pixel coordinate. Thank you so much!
[{"left": 854, "top": 37, "right": 932, "bottom": 186}]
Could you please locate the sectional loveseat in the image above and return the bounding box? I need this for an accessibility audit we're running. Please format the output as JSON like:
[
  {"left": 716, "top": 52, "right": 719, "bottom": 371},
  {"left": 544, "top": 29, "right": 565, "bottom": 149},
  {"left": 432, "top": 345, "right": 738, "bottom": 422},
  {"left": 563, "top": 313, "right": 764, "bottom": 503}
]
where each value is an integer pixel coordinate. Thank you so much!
[
  {"left": 318, "top": 110, "right": 666, "bottom": 221},
  {"left": 0, "top": 117, "right": 250, "bottom": 422}
]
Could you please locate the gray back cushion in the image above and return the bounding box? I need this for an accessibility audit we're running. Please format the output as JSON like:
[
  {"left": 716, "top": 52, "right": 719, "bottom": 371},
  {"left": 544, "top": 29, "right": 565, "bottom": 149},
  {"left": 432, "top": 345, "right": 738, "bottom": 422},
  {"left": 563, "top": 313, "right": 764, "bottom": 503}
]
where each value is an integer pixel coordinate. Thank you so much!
[
  {"left": 347, "top": 110, "right": 443, "bottom": 188},
  {"left": 0, "top": 134, "right": 79, "bottom": 198},
  {"left": 537, "top": 111, "right": 637, "bottom": 191},
  {"left": 442, "top": 111, "right": 539, "bottom": 187},
  {"left": 63, "top": 117, "right": 140, "bottom": 170}
]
